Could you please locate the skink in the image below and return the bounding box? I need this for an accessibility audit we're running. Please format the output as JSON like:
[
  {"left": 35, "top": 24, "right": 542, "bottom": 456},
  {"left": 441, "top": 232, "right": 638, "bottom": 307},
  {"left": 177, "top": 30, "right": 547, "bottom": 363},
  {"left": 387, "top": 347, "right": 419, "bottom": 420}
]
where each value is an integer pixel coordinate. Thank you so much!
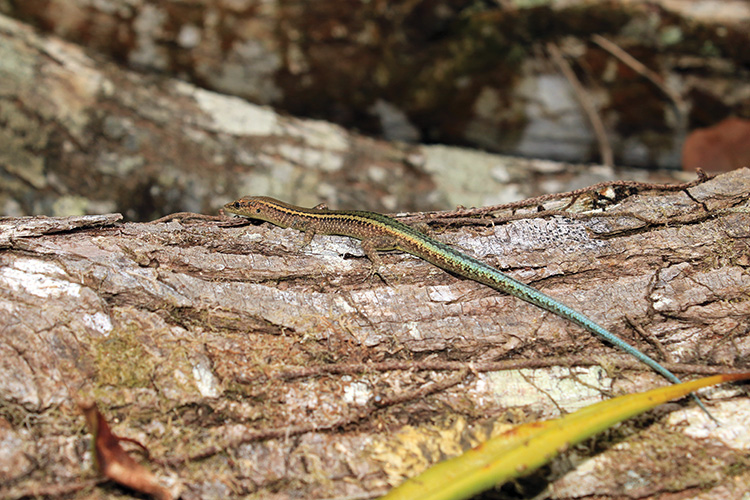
[{"left": 224, "top": 196, "right": 711, "bottom": 417}]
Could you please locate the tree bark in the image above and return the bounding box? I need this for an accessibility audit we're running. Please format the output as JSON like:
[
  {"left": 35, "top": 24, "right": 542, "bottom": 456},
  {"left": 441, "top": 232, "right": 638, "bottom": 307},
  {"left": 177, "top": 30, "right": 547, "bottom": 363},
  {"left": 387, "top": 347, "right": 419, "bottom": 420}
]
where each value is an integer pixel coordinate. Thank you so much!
[{"left": 1, "top": 169, "right": 749, "bottom": 499}]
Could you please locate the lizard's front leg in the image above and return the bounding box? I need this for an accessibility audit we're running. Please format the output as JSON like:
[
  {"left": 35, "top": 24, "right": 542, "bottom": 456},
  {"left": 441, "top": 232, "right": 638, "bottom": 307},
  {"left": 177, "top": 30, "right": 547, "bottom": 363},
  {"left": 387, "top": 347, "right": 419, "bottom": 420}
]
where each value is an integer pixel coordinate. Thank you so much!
[{"left": 360, "top": 236, "right": 399, "bottom": 282}]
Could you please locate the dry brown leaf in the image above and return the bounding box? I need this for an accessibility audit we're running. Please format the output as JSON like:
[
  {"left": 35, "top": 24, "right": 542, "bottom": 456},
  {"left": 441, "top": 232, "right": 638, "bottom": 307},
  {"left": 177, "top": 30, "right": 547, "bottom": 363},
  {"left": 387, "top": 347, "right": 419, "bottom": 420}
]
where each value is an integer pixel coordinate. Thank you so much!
[{"left": 80, "top": 400, "right": 172, "bottom": 500}]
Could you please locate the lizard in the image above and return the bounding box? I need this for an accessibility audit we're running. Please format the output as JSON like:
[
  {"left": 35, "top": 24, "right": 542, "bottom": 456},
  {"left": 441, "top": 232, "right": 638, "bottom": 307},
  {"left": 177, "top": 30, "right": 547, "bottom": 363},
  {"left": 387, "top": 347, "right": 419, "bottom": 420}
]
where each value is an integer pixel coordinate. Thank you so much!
[{"left": 224, "top": 196, "right": 713, "bottom": 418}]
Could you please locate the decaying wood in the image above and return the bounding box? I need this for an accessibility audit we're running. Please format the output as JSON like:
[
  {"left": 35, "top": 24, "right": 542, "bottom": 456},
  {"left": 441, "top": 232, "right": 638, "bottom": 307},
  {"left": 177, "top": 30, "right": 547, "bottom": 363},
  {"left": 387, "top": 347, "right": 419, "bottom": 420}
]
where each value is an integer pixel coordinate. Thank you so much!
[{"left": 1, "top": 169, "right": 749, "bottom": 499}]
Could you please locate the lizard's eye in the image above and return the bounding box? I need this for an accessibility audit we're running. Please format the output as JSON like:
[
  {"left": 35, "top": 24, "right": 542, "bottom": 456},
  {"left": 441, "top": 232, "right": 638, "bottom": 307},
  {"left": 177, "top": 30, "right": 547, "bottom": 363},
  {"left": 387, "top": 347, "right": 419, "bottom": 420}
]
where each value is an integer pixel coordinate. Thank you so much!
[
  {"left": 255, "top": 208, "right": 261, "bottom": 213},
  {"left": 232, "top": 201, "right": 241, "bottom": 208}
]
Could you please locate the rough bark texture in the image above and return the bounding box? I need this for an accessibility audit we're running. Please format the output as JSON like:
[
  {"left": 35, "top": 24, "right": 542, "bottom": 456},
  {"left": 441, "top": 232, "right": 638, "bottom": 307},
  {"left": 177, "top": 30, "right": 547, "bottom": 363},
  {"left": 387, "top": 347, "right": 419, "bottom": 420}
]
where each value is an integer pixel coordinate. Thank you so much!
[
  {"left": 3, "top": 0, "right": 749, "bottom": 168},
  {"left": 1, "top": 169, "right": 749, "bottom": 499},
  {"left": 1, "top": 2, "right": 750, "bottom": 499}
]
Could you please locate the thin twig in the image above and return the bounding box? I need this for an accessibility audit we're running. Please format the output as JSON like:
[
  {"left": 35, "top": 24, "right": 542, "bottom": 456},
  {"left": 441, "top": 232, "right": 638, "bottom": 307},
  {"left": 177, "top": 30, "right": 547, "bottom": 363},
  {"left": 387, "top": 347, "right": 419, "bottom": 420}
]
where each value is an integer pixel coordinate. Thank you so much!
[
  {"left": 1, "top": 479, "right": 105, "bottom": 500},
  {"left": 231, "top": 355, "right": 736, "bottom": 383},
  {"left": 591, "top": 34, "right": 685, "bottom": 111},
  {"left": 547, "top": 41, "right": 614, "bottom": 167},
  {"left": 401, "top": 171, "right": 712, "bottom": 221},
  {"left": 166, "top": 370, "right": 471, "bottom": 465},
  {"left": 626, "top": 315, "right": 675, "bottom": 364},
  {"left": 149, "top": 212, "right": 225, "bottom": 224}
]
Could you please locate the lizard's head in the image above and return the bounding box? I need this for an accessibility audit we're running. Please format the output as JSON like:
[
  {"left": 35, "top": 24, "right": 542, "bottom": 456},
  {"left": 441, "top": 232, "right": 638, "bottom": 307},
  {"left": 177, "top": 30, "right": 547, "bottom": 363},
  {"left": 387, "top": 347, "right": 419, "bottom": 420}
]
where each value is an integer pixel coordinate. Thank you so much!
[{"left": 223, "top": 196, "right": 296, "bottom": 226}]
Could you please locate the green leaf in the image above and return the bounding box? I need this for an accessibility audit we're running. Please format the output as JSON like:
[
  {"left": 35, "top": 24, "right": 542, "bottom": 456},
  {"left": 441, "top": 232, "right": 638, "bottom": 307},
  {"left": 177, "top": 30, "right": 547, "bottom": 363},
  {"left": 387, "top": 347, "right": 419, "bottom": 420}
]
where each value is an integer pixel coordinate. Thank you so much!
[{"left": 380, "top": 373, "right": 750, "bottom": 500}]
